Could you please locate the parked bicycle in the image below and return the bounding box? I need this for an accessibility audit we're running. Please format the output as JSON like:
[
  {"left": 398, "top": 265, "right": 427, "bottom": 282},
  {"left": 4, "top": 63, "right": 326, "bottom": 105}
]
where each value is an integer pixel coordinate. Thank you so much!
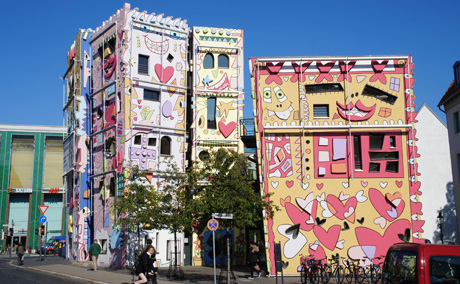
[
  {"left": 328, "top": 254, "right": 348, "bottom": 284},
  {"left": 343, "top": 258, "right": 365, "bottom": 284},
  {"left": 358, "top": 255, "right": 384, "bottom": 284}
]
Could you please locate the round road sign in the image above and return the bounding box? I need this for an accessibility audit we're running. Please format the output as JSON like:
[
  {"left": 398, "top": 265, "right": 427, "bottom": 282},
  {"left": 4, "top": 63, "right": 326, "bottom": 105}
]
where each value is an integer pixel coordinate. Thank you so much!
[{"left": 207, "top": 219, "right": 219, "bottom": 231}]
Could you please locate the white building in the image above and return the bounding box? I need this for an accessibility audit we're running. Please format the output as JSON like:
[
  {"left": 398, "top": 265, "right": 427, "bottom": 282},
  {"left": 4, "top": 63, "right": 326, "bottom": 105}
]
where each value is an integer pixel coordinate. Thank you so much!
[{"left": 416, "top": 104, "right": 458, "bottom": 243}]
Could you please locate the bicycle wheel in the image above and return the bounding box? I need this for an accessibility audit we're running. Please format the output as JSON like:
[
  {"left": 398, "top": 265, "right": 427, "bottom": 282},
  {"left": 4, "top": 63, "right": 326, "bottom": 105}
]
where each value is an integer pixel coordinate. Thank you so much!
[
  {"left": 336, "top": 266, "right": 344, "bottom": 284},
  {"left": 371, "top": 265, "right": 381, "bottom": 282},
  {"left": 344, "top": 266, "right": 353, "bottom": 283},
  {"left": 300, "top": 266, "right": 307, "bottom": 284},
  {"left": 356, "top": 267, "right": 366, "bottom": 283},
  {"left": 310, "top": 267, "right": 319, "bottom": 284},
  {"left": 322, "top": 265, "right": 332, "bottom": 284}
]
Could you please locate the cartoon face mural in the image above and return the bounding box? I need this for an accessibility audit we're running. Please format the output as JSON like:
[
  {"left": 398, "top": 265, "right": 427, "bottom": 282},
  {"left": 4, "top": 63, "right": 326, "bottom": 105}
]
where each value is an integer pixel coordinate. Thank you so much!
[{"left": 250, "top": 56, "right": 422, "bottom": 275}]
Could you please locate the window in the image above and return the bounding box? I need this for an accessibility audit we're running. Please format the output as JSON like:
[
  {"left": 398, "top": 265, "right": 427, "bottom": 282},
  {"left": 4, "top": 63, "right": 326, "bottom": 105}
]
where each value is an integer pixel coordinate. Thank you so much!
[
  {"left": 199, "top": 150, "right": 210, "bottom": 161},
  {"left": 399, "top": 251, "right": 417, "bottom": 283},
  {"left": 204, "top": 53, "right": 214, "bottom": 69},
  {"left": 390, "top": 77, "right": 400, "bottom": 92},
  {"left": 390, "top": 136, "right": 396, "bottom": 148},
  {"left": 218, "top": 54, "right": 229, "bottom": 68},
  {"left": 305, "top": 83, "right": 344, "bottom": 93},
  {"left": 458, "top": 154, "right": 460, "bottom": 183},
  {"left": 167, "top": 53, "right": 174, "bottom": 63},
  {"left": 10, "top": 135, "right": 35, "bottom": 188},
  {"left": 369, "top": 133, "right": 384, "bottom": 150},
  {"left": 430, "top": 255, "right": 460, "bottom": 283},
  {"left": 109, "top": 177, "right": 115, "bottom": 197},
  {"left": 134, "top": 135, "right": 141, "bottom": 145},
  {"left": 313, "top": 105, "right": 329, "bottom": 118},
  {"left": 207, "top": 97, "right": 217, "bottom": 129},
  {"left": 138, "top": 54, "right": 149, "bottom": 75},
  {"left": 369, "top": 151, "right": 399, "bottom": 161},
  {"left": 369, "top": 162, "right": 381, "bottom": 173},
  {"left": 353, "top": 136, "right": 362, "bottom": 170},
  {"left": 454, "top": 112, "right": 460, "bottom": 134},
  {"left": 43, "top": 137, "right": 63, "bottom": 188},
  {"left": 99, "top": 239, "right": 108, "bottom": 254},
  {"left": 144, "top": 89, "right": 160, "bottom": 101},
  {"left": 386, "top": 161, "right": 399, "bottom": 173},
  {"left": 362, "top": 84, "right": 397, "bottom": 105},
  {"left": 454, "top": 61, "right": 460, "bottom": 86},
  {"left": 160, "top": 136, "right": 171, "bottom": 155},
  {"left": 148, "top": 138, "right": 156, "bottom": 147}
]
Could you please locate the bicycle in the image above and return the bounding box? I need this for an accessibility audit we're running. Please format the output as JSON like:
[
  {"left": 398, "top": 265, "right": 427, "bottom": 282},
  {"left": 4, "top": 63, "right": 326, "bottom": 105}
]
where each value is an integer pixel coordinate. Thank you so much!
[
  {"left": 328, "top": 254, "right": 348, "bottom": 284},
  {"left": 17, "top": 254, "right": 24, "bottom": 265},
  {"left": 359, "top": 255, "right": 384, "bottom": 284},
  {"left": 343, "top": 258, "right": 365, "bottom": 283}
]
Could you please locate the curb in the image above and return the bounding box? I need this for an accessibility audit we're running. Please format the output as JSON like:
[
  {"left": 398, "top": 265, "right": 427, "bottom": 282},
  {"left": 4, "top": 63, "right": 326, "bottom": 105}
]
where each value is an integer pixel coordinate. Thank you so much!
[{"left": 8, "top": 260, "right": 110, "bottom": 284}]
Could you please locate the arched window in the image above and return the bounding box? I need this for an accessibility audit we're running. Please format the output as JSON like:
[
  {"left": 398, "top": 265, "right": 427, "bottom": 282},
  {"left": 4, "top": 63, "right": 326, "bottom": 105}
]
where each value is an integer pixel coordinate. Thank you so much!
[
  {"left": 204, "top": 53, "right": 214, "bottom": 69},
  {"left": 218, "top": 54, "right": 229, "bottom": 68},
  {"left": 160, "top": 136, "right": 171, "bottom": 155}
]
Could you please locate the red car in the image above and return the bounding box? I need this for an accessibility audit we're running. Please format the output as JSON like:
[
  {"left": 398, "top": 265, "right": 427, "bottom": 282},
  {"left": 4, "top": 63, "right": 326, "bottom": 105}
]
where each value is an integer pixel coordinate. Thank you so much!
[{"left": 382, "top": 243, "right": 460, "bottom": 284}]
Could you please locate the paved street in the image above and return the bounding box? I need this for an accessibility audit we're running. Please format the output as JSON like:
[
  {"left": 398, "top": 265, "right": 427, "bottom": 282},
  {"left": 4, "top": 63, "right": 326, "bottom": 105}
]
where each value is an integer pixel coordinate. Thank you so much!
[
  {"left": 0, "top": 254, "right": 306, "bottom": 284},
  {"left": 0, "top": 257, "right": 87, "bottom": 284}
]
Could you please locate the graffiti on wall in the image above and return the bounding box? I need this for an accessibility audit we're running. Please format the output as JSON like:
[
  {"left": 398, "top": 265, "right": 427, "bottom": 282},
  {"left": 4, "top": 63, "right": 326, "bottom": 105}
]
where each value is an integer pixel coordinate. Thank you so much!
[{"left": 250, "top": 57, "right": 422, "bottom": 274}]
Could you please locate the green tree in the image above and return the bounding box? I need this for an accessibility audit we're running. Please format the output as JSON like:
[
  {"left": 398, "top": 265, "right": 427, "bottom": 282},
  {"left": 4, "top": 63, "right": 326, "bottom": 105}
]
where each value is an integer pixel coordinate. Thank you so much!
[
  {"left": 111, "top": 166, "right": 165, "bottom": 254},
  {"left": 187, "top": 148, "right": 278, "bottom": 232}
]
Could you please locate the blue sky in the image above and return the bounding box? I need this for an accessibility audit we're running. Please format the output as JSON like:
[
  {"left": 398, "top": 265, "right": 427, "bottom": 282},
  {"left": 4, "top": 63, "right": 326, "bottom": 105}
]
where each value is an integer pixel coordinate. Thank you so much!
[{"left": 1, "top": 0, "right": 458, "bottom": 126}]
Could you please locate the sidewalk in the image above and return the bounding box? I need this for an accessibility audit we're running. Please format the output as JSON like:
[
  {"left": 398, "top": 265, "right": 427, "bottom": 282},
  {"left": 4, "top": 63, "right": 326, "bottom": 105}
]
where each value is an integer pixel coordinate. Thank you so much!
[{"left": 11, "top": 254, "right": 301, "bottom": 284}]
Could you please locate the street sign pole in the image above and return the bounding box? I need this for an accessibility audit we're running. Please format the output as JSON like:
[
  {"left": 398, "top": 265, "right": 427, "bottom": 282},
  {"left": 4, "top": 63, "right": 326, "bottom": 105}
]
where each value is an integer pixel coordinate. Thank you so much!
[{"left": 211, "top": 213, "right": 217, "bottom": 284}]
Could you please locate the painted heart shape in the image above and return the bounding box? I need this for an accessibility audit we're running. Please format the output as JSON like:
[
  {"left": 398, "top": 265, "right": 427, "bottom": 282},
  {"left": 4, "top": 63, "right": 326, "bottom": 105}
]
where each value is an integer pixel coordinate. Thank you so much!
[
  {"left": 374, "top": 216, "right": 387, "bottom": 229},
  {"left": 155, "top": 64, "right": 174, "bottom": 83},
  {"left": 286, "top": 180, "right": 294, "bottom": 188},
  {"left": 339, "top": 192, "right": 350, "bottom": 201},
  {"left": 355, "top": 190, "right": 367, "bottom": 203},
  {"left": 369, "top": 188, "right": 405, "bottom": 221},
  {"left": 308, "top": 242, "right": 326, "bottom": 263},
  {"left": 395, "top": 180, "right": 403, "bottom": 188},
  {"left": 218, "top": 121, "right": 236, "bottom": 138},
  {"left": 342, "top": 182, "right": 349, "bottom": 189},
  {"left": 357, "top": 217, "right": 365, "bottom": 225},
  {"left": 313, "top": 225, "right": 341, "bottom": 251},
  {"left": 379, "top": 181, "right": 388, "bottom": 189},
  {"left": 278, "top": 224, "right": 307, "bottom": 259},
  {"left": 316, "top": 183, "right": 324, "bottom": 190},
  {"left": 296, "top": 193, "right": 315, "bottom": 213},
  {"left": 285, "top": 199, "right": 317, "bottom": 231},
  {"left": 285, "top": 224, "right": 301, "bottom": 239},
  {"left": 301, "top": 182, "right": 309, "bottom": 190},
  {"left": 137, "top": 99, "right": 142, "bottom": 104},
  {"left": 271, "top": 181, "right": 279, "bottom": 189},
  {"left": 361, "top": 181, "right": 368, "bottom": 187},
  {"left": 336, "top": 240, "right": 345, "bottom": 249},
  {"left": 280, "top": 196, "right": 291, "bottom": 207},
  {"left": 353, "top": 219, "right": 411, "bottom": 264},
  {"left": 326, "top": 195, "right": 358, "bottom": 223}
]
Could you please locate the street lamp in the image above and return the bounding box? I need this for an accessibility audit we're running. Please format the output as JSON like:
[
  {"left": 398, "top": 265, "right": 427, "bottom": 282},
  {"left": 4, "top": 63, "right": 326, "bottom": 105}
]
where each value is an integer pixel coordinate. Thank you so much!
[{"left": 437, "top": 212, "right": 444, "bottom": 244}]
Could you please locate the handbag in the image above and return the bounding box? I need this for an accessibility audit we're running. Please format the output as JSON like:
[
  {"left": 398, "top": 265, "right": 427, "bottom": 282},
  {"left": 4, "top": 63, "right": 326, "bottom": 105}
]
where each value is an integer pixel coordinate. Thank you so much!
[{"left": 254, "top": 264, "right": 260, "bottom": 272}]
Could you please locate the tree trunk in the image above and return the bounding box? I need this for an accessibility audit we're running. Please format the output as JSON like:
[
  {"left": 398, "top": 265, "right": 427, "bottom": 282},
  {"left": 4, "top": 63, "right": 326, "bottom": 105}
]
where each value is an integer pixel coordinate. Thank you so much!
[
  {"left": 137, "top": 223, "right": 140, "bottom": 257},
  {"left": 174, "top": 231, "right": 178, "bottom": 268}
]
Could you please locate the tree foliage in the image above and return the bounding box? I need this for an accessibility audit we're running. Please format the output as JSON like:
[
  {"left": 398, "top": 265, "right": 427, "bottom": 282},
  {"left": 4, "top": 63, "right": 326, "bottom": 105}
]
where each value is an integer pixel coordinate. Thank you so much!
[
  {"left": 111, "top": 166, "right": 165, "bottom": 231},
  {"left": 187, "top": 148, "right": 278, "bottom": 232}
]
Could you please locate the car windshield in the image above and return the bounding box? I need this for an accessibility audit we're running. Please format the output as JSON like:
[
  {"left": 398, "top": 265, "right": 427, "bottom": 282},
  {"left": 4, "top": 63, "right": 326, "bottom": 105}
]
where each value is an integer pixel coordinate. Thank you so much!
[
  {"left": 46, "top": 239, "right": 55, "bottom": 245},
  {"left": 430, "top": 256, "right": 460, "bottom": 283}
]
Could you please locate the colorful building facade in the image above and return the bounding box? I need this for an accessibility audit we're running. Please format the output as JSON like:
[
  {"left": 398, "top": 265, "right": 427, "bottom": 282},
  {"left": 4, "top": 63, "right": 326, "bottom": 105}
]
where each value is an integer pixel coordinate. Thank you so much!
[
  {"left": 63, "top": 3, "right": 245, "bottom": 268},
  {"left": 190, "top": 27, "right": 245, "bottom": 266},
  {"left": 0, "top": 124, "right": 65, "bottom": 252},
  {"left": 249, "top": 56, "right": 423, "bottom": 275}
]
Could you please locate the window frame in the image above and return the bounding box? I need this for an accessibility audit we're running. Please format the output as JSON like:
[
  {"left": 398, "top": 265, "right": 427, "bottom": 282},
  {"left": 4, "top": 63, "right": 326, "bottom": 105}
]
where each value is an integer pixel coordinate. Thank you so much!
[
  {"left": 218, "top": 54, "right": 229, "bottom": 68},
  {"left": 207, "top": 97, "right": 217, "bottom": 129},
  {"left": 203, "top": 53, "right": 214, "bottom": 69},
  {"left": 138, "top": 54, "right": 149, "bottom": 75},
  {"left": 144, "top": 89, "right": 160, "bottom": 102},
  {"left": 313, "top": 104, "right": 329, "bottom": 118},
  {"left": 454, "top": 111, "right": 460, "bottom": 134},
  {"left": 160, "top": 136, "right": 171, "bottom": 156}
]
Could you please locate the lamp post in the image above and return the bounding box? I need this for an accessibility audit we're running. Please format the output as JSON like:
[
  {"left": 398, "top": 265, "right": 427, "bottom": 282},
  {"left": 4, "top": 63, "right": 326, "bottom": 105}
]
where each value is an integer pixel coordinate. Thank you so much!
[{"left": 437, "top": 212, "right": 444, "bottom": 244}]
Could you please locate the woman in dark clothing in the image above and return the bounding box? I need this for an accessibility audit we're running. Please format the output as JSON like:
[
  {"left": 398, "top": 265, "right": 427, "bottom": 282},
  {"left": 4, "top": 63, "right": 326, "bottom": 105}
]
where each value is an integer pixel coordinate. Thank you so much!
[
  {"left": 258, "top": 240, "right": 269, "bottom": 277},
  {"left": 247, "top": 242, "right": 259, "bottom": 279},
  {"left": 134, "top": 245, "right": 157, "bottom": 284}
]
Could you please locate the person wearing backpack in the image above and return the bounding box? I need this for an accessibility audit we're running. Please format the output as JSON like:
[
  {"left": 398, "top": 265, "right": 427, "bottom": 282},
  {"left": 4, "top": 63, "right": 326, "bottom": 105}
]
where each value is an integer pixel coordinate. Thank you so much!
[{"left": 134, "top": 245, "right": 156, "bottom": 284}]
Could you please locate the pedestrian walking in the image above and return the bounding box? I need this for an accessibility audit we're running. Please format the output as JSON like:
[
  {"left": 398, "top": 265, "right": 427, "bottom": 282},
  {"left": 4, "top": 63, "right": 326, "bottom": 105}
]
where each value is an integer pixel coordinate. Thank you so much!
[
  {"left": 247, "top": 242, "right": 259, "bottom": 279},
  {"left": 257, "top": 240, "right": 269, "bottom": 277},
  {"left": 17, "top": 242, "right": 25, "bottom": 265},
  {"left": 89, "top": 239, "right": 102, "bottom": 271},
  {"left": 134, "top": 245, "right": 157, "bottom": 284}
]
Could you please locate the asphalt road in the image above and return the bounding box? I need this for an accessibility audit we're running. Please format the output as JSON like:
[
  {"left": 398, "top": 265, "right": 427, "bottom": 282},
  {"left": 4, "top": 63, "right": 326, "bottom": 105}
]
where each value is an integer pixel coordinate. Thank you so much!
[{"left": 0, "top": 258, "right": 88, "bottom": 284}]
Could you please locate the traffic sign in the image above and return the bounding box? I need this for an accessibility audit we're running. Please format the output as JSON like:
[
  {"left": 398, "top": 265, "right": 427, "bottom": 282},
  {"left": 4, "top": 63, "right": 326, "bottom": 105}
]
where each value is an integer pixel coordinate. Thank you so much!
[
  {"left": 213, "top": 213, "right": 233, "bottom": 219},
  {"left": 39, "top": 216, "right": 47, "bottom": 223},
  {"left": 207, "top": 219, "right": 219, "bottom": 231},
  {"left": 39, "top": 205, "right": 49, "bottom": 215}
]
